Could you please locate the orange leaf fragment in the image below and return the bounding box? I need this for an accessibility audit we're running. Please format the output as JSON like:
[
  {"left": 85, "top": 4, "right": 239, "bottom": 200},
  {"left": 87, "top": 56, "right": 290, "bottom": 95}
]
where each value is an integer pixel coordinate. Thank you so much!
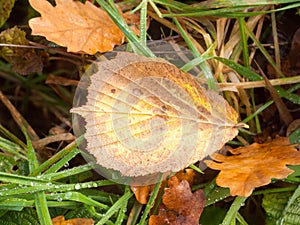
[
  {"left": 131, "top": 169, "right": 195, "bottom": 204},
  {"left": 205, "top": 137, "right": 300, "bottom": 197},
  {"left": 149, "top": 176, "right": 206, "bottom": 225},
  {"left": 28, "top": 0, "right": 139, "bottom": 54},
  {"left": 52, "top": 215, "right": 94, "bottom": 225},
  {"left": 131, "top": 184, "right": 153, "bottom": 205}
]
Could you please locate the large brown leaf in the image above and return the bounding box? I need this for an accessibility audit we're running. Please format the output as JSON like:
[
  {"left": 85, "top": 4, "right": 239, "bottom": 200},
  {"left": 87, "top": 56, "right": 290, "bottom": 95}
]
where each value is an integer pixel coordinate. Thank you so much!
[
  {"left": 71, "top": 52, "right": 240, "bottom": 178},
  {"left": 205, "top": 137, "right": 300, "bottom": 197},
  {"left": 28, "top": 0, "right": 139, "bottom": 54}
]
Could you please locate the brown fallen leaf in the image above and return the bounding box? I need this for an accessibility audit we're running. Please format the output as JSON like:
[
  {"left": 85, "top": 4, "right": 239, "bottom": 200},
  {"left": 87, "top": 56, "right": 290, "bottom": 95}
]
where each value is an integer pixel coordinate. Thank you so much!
[
  {"left": 28, "top": 0, "right": 139, "bottom": 54},
  {"left": 131, "top": 169, "right": 195, "bottom": 204},
  {"left": 205, "top": 137, "right": 300, "bottom": 197},
  {"left": 71, "top": 52, "right": 240, "bottom": 178},
  {"left": 52, "top": 215, "right": 94, "bottom": 225},
  {"left": 149, "top": 176, "right": 206, "bottom": 225}
]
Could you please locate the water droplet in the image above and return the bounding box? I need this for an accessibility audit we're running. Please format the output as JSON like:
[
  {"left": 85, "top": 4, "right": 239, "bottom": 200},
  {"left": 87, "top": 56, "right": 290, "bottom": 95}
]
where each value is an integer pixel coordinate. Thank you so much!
[
  {"left": 65, "top": 192, "right": 72, "bottom": 199},
  {"left": 74, "top": 183, "right": 81, "bottom": 190},
  {"left": 64, "top": 162, "right": 69, "bottom": 167},
  {"left": 57, "top": 196, "right": 62, "bottom": 202}
]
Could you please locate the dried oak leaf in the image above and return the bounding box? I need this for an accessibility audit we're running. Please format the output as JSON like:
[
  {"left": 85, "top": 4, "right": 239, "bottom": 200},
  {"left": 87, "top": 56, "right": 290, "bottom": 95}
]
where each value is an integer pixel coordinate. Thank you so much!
[
  {"left": 149, "top": 176, "right": 206, "bottom": 225},
  {"left": 52, "top": 215, "right": 94, "bottom": 225},
  {"left": 205, "top": 137, "right": 300, "bottom": 197},
  {"left": 28, "top": 0, "right": 139, "bottom": 54},
  {"left": 0, "top": 26, "right": 43, "bottom": 75}
]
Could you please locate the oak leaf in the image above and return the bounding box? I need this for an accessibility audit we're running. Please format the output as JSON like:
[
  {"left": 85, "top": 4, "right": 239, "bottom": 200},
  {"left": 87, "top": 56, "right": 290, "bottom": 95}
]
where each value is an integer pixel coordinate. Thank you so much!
[
  {"left": 28, "top": 0, "right": 139, "bottom": 54},
  {"left": 51, "top": 215, "right": 94, "bottom": 225},
  {"left": 149, "top": 176, "right": 206, "bottom": 225},
  {"left": 205, "top": 137, "right": 300, "bottom": 197}
]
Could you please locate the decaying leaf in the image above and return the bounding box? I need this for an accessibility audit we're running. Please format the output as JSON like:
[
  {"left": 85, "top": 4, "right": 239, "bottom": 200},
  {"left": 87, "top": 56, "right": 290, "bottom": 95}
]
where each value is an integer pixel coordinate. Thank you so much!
[
  {"left": 0, "top": 26, "right": 43, "bottom": 75},
  {"left": 149, "top": 176, "right": 206, "bottom": 225},
  {"left": 28, "top": 0, "right": 139, "bottom": 54},
  {"left": 131, "top": 184, "right": 153, "bottom": 205},
  {"left": 71, "top": 52, "right": 240, "bottom": 178},
  {"left": 52, "top": 215, "right": 94, "bottom": 225},
  {"left": 131, "top": 169, "right": 195, "bottom": 204},
  {"left": 0, "top": 0, "right": 15, "bottom": 28},
  {"left": 205, "top": 137, "right": 300, "bottom": 197}
]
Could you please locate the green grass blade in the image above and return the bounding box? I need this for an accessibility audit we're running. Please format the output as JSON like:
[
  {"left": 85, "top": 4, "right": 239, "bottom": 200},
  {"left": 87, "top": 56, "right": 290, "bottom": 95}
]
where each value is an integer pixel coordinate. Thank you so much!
[
  {"left": 42, "top": 164, "right": 94, "bottom": 181},
  {"left": 276, "top": 86, "right": 300, "bottom": 105},
  {"left": 23, "top": 129, "right": 39, "bottom": 174},
  {"left": 244, "top": 23, "right": 284, "bottom": 77},
  {"left": 0, "top": 198, "right": 34, "bottom": 211},
  {"left": 214, "top": 57, "right": 262, "bottom": 80},
  {"left": 181, "top": 51, "right": 215, "bottom": 73},
  {"left": 173, "top": 17, "right": 217, "bottom": 90},
  {"left": 47, "top": 192, "right": 109, "bottom": 210},
  {"left": 242, "top": 101, "right": 273, "bottom": 124},
  {"left": 0, "top": 180, "right": 115, "bottom": 198},
  {"left": 32, "top": 136, "right": 83, "bottom": 176},
  {"left": 0, "top": 124, "right": 27, "bottom": 149},
  {"left": 222, "top": 196, "right": 247, "bottom": 225},
  {"left": 115, "top": 187, "right": 130, "bottom": 224},
  {"left": 96, "top": 0, "right": 155, "bottom": 57},
  {"left": 238, "top": 18, "right": 250, "bottom": 68},
  {"left": 43, "top": 148, "right": 81, "bottom": 175},
  {"left": 139, "top": 0, "right": 147, "bottom": 47},
  {"left": 0, "top": 136, "right": 27, "bottom": 160},
  {"left": 35, "top": 192, "right": 52, "bottom": 225},
  {"left": 0, "top": 172, "right": 49, "bottom": 185},
  {"left": 96, "top": 190, "right": 133, "bottom": 225},
  {"left": 138, "top": 175, "right": 164, "bottom": 224}
]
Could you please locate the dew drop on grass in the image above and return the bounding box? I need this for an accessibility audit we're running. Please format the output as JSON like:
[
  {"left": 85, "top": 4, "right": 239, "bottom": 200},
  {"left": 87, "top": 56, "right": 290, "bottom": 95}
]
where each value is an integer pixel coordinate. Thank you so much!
[
  {"left": 74, "top": 183, "right": 81, "bottom": 190},
  {"left": 57, "top": 196, "right": 62, "bottom": 202},
  {"left": 64, "top": 162, "right": 69, "bottom": 167},
  {"left": 65, "top": 192, "right": 72, "bottom": 199}
]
